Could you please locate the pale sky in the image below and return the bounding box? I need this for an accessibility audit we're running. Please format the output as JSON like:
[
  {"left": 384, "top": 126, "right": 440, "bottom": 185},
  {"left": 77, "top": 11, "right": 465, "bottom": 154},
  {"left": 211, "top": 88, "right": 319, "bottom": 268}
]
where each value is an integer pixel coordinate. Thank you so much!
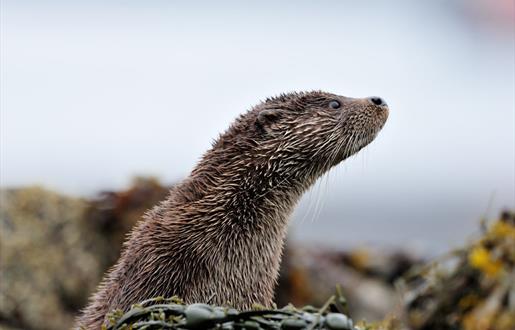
[{"left": 1, "top": 0, "right": 514, "bottom": 253}]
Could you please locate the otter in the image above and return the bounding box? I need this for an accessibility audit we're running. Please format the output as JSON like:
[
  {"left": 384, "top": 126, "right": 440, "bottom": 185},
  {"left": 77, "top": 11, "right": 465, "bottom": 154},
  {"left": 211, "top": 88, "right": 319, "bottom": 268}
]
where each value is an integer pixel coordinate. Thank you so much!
[{"left": 76, "top": 91, "right": 389, "bottom": 329}]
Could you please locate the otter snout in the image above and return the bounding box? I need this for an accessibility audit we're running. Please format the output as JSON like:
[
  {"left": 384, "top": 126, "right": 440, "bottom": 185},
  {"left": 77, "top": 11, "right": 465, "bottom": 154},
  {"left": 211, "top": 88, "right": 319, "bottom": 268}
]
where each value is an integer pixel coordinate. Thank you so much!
[{"left": 367, "top": 96, "right": 387, "bottom": 107}]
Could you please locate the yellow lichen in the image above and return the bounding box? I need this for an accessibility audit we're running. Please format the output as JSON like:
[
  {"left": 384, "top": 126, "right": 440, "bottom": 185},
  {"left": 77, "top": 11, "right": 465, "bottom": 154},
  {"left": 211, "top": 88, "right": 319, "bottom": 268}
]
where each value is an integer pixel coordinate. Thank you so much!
[
  {"left": 468, "top": 246, "right": 503, "bottom": 277},
  {"left": 489, "top": 220, "right": 515, "bottom": 239}
]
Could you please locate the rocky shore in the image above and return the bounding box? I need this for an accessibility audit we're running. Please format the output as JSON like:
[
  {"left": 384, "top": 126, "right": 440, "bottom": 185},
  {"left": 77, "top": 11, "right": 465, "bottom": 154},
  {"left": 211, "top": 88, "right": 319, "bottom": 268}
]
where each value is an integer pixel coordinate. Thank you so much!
[{"left": 1, "top": 178, "right": 513, "bottom": 330}]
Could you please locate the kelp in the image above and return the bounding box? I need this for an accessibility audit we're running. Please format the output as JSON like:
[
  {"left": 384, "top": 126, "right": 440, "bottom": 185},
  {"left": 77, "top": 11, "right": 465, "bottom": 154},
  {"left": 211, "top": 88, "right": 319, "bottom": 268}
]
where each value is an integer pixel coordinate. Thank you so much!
[{"left": 104, "top": 293, "right": 355, "bottom": 330}]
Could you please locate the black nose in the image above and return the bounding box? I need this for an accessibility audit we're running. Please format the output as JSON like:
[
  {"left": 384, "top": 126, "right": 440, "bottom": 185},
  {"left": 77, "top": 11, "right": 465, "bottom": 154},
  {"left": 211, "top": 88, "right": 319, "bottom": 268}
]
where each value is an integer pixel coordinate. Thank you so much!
[{"left": 368, "top": 96, "right": 387, "bottom": 106}]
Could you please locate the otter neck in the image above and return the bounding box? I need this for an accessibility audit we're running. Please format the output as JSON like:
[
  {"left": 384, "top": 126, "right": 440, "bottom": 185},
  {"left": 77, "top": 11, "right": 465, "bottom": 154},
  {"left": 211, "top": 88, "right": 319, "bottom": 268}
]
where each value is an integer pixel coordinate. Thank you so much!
[{"left": 176, "top": 148, "right": 328, "bottom": 229}]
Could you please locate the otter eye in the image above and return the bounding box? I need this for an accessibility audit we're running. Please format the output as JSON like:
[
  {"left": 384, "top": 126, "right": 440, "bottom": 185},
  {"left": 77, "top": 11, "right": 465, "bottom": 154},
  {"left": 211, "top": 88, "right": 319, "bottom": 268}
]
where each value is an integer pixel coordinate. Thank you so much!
[{"left": 329, "top": 100, "right": 341, "bottom": 109}]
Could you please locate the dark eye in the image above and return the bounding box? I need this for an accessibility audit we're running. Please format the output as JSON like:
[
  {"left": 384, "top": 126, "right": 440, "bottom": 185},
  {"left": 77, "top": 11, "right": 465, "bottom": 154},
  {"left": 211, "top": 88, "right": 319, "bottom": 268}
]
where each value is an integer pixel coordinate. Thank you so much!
[{"left": 329, "top": 100, "right": 341, "bottom": 109}]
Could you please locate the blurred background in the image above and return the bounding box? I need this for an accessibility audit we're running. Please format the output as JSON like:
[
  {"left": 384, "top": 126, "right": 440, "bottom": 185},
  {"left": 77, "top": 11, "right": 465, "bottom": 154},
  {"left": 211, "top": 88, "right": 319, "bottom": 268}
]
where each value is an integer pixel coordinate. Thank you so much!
[{"left": 0, "top": 0, "right": 514, "bottom": 329}]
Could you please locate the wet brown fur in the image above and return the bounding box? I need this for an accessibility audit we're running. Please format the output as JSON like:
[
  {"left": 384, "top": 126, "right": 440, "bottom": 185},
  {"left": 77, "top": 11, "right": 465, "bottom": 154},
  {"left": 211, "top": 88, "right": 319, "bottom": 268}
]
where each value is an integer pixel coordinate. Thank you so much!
[{"left": 76, "top": 91, "right": 389, "bottom": 329}]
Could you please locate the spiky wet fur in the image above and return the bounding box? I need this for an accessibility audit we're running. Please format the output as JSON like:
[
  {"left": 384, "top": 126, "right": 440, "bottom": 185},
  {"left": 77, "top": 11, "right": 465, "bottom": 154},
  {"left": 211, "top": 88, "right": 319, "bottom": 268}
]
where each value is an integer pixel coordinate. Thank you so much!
[{"left": 76, "top": 91, "right": 388, "bottom": 329}]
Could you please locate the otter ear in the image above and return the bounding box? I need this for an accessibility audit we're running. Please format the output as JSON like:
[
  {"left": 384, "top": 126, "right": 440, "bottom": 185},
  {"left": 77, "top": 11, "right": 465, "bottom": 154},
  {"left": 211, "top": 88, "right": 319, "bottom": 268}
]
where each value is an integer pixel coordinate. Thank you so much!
[
  {"left": 255, "top": 109, "right": 281, "bottom": 134},
  {"left": 256, "top": 109, "right": 281, "bottom": 127}
]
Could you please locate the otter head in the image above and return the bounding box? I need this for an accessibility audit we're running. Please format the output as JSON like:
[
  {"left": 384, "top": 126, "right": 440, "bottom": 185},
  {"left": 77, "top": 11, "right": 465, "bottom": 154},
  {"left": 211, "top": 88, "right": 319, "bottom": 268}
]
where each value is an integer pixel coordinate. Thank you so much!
[{"left": 249, "top": 91, "right": 389, "bottom": 175}]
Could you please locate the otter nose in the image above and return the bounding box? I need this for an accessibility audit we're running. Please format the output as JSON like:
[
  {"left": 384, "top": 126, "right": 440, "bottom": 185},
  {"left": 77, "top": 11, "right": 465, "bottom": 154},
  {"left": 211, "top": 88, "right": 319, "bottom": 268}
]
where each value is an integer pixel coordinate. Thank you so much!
[{"left": 368, "top": 96, "right": 387, "bottom": 107}]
